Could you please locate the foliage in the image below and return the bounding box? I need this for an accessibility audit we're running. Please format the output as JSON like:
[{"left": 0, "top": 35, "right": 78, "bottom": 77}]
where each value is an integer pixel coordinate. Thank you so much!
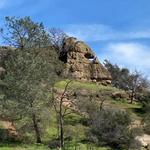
[
  {"left": 141, "top": 92, "right": 150, "bottom": 112},
  {"left": 1, "top": 17, "right": 63, "bottom": 143},
  {"left": 87, "top": 109, "right": 141, "bottom": 150},
  {"left": 0, "top": 16, "right": 50, "bottom": 49},
  {"left": 0, "top": 129, "right": 14, "bottom": 143},
  {"left": 0, "top": 143, "right": 111, "bottom": 150},
  {"left": 49, "top": 28, "right": 68, "bottom": 52},
  {"left": 104, "top": 60, "right": 130, "bottom": 90},
  {"left": 141, "top": 92, "right": 150, "bottom": 134},
  {"left": 0, "top": 143, "right": 49, "bottom": 150},
  {"left": 0, "top": 16, "right": 147, "bottom": 149},
  {"left": 104, "top": 60, "right": 149, "bottom": 102}
]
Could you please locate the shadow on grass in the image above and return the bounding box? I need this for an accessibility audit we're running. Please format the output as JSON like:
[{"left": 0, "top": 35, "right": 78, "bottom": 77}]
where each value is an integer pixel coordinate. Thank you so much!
[{"left": 130, "top": 107, "right": 145, "bottom": 117}]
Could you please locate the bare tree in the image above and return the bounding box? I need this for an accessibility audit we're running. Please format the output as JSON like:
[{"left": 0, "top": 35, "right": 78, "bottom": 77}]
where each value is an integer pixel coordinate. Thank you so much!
[
  {"left": 52, "top": 80, "right": 74, "bottom": 149},
  {"left": 128, "top": 71, "right": 149, "bottom": 103},
  {"left": 49, "top": 28, "right": 68, "bottom": 52}
]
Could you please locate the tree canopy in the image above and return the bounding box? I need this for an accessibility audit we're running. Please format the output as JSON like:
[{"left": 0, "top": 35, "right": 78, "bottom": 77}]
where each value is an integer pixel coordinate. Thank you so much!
[{"left": 0, "top": 16, "right": 63, "bottom": 143}]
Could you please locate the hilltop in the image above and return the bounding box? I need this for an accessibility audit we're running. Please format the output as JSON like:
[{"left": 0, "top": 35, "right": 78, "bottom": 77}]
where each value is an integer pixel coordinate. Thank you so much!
[
  {"left": 0, "top": 38, "right": 149, "bottom": 150},
  {"left": 0, "top": 37, "right": 111, "bottom": 85},
  {"left": 0, "top": 17, "right": 150, "bottom": 150}
]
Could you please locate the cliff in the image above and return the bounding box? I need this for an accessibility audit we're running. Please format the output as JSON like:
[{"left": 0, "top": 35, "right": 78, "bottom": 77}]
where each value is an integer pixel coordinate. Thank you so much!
[
  {"left": 0, "top": 38, "right": 111, "bottom": 85},
  {"left": 59, "top": 37, "right": 111, "bottom": 85}
]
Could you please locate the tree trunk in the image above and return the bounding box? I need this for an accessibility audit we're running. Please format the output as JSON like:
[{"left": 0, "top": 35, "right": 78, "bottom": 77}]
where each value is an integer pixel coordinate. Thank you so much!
[
  {"left": 59, "top": 113, "right": 64, "bottom": 149},
  {"left": 32, "top": 113, "right": 42, "bottom": 143},
  {"left": 130, "top": 89, "right": 134, "bottom": 104},
  {"left": 56, "top": 116, "right": 60, "bottom": 139}
]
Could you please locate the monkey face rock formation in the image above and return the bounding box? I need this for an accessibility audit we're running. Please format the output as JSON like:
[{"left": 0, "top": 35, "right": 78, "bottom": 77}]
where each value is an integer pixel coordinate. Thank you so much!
[
  {"left": 0, "top": 39, "right": 111, "bottom": 85},
  {"left": 59, "top": 37, "right": 112, "bottom": 85}
]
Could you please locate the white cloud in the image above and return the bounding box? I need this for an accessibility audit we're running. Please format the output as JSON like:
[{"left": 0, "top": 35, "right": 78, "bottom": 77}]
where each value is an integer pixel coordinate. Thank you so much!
[
  {"left": 63, "top": 24, "right": 150, "bottom": 42},
  {"left": 99, "top": 42, "right": 150, "bottom": 76},
  {"left": 64, "top": 24, "right": 150, "bottom": 76},
  {"left": 64, "top": 24, "right": 114, "bottom": 41}
]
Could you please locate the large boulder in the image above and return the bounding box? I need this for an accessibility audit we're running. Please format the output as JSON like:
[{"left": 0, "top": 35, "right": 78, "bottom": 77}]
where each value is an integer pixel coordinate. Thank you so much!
[
  {"left": 60, "top": 37, "right": 111, "bottom": 84},
  {"left": 136, "top": 134, "right": 150, "bottom": 149}
]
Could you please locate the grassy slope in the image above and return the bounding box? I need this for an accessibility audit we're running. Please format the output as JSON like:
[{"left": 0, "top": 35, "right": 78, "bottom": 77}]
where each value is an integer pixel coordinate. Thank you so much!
[
  {"left": 55, "top": 80, "right": 119, "bottom": 92},
  {"left": 55, "top": 80, "right": 142, "bottom": 149},
  {"left": 0, "top": 144, "right": 49, "bottom": 150},
  {"left": 0, "top": 80, "right": 142, "bottom": 150},
  {"left": 55, "top": 80, "right": 142, "bottom": 119},
  {"left": 0, "top": 144, "right": 109, "bottom": 150}
]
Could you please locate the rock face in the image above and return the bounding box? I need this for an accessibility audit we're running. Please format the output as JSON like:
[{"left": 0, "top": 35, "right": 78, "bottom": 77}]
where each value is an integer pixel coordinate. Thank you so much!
[
  {"left": 0, "top": 38, "right": 112, "bottom": 85},
  {"left": 136, "top": 134, "right": 150, "bottom": 148},
  {"left": 59, "top": 37, "right": 111, "bottom": 84}
]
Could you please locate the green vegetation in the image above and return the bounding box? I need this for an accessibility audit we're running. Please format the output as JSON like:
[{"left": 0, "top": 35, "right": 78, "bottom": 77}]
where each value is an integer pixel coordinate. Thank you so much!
[
  {"left": 0, "top": 16, "right": 149, "bottom": 150},
  {"left": 55, "top": 79, "right": 120, "bottom": 92},
  {"left": 55, "top": 80, "right": 143, "bottom": 120},
  {"left": 0, "top": 79, "right": 145, "bottom": 150},
  {"left": 0, "top": 79, "right": 145, "bottom": 149},
  {"left": 1, "top": 16, "right": 63, "bottom": 144},
  {"left": 0, "top": 144, "right": 49, "bottom": 150},
  {"left": 87, "top": 109, "right": 141, "bottom": 150},
  {"left": 104, "top": 60, "right": 149, "bottom": 103},
  {"left": 0, "top": 143, "right": 111, "bottom": 150},
  {"left": 141, "top": 93, "right": 150, "bottom": 134}
]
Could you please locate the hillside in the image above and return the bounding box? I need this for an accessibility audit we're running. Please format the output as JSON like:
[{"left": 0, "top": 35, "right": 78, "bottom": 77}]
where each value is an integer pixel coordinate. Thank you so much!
[
  {"left": 0, "top": 17, "right": 150, "bottom": 150},
  {"left": 0, "top": 80, "right": 147, "bottom": 150}
]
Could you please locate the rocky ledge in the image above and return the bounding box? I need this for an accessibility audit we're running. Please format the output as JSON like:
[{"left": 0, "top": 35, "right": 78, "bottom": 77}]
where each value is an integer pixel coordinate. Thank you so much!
[{"left": 59, "top": 37, "right": 112, "bottom": 85}]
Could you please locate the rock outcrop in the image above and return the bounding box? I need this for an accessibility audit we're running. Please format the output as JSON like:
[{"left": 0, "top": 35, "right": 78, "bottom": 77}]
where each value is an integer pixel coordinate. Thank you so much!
[
  {"left": 0, "top": 38, "right": 112, "bottom": 85},
  {"left": 136, "top": 134, "right": 150, "bottom": 149},
  {"left": 59, "top": 37, "right": 111, "bottom": 85}
]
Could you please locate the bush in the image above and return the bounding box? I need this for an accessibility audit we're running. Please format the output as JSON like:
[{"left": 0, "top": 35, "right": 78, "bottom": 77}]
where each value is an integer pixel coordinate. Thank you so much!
[
  {"left": 48, "top": 139, "right": 60, "bottom": 149},
  {"left": 88, "top": 109, "right": 141, "bottom": 150},
  {"left": 0, "top": 129, "right": 17, "bottom": 143},
  {"left": 141, "top": 92, "right": 150, "bottom": 134},
  {"left": 143, "top": 112, "right": 150, "bottom": 134}
]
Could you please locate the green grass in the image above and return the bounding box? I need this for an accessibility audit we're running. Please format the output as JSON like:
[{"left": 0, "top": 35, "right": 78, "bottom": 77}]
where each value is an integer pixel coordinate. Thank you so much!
[
  {"left": 0, "top": 143, "right": 111, "bottom": 150},
  {"left": 64, "top": 142, "right": 111, "bottom": 150},
  {"left": 55, "top": 80, "right": 119, "bottom": 92},
  {"left": 0, "top": 144, "right": 49, "bottom": 150},
  {"left": 0, "top": 80, "right": 143, "bottom": 150},
  {"left": 107, "top": 98, "right": 142, "bottom": 120},
  {"left": 0, "top": 122, "right": 4, "bottom": 129},
  {"left": 55, "top": 79, "right": 143, "bottom": 125}
]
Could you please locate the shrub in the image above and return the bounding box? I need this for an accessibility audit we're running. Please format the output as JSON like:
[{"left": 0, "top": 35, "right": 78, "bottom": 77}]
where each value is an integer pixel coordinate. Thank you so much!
[{"left": 88, "top": 109, "right": 141, "bottom": 150}]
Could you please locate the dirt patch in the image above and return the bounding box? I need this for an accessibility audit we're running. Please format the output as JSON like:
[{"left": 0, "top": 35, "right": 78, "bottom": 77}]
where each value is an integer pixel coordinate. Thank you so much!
[
  {"left": 0, "top": 120, "right": 18, "bottom": 136},
  {"left": 136, "top": 134, "right": 150, "bottom": 147}
]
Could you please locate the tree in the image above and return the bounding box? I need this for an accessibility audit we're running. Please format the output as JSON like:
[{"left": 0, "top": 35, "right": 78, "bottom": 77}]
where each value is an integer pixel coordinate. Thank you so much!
[
  {"left": 52, "top": 80, "right": 74, "bottom": 149},
  {"left": 104, "top": 60, "right": 149, "bottom": 103},
  {"left": 88, "top": 109, "right": 141, "bottom": 150},
  {"left": 127, "top": 71, "right": 149, "bottom": 103},
  {"left": 3, "top": 47, "right": 62, "bottom": 143},
  {"left": 141, "top": 92, "right": 150, "bottom": 134},
  {"left": 0, "top": 16, "right": 50, "bottom": 49},
  {"left": 104, "top": 60, "right": 130, "bottom": 90},
  {"left": 76, "top": 90, "right": 109, "bottom": 115},
  {"left": 49, "top": 28, "right": 68, "bottom": 52},
  {"left": 1, "top": 17, "right": 63, "bottom": 143}
]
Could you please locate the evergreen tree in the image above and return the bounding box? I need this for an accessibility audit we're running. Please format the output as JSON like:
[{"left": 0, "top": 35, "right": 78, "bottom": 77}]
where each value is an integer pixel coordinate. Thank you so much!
[{"left": 1, "top": 17, "right": 63, "bottom": 143}]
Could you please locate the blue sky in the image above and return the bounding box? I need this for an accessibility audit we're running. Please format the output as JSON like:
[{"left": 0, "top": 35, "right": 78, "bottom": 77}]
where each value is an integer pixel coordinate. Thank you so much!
[{"left": 0, "top": 0, "right": 150, "bottom": 77}]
